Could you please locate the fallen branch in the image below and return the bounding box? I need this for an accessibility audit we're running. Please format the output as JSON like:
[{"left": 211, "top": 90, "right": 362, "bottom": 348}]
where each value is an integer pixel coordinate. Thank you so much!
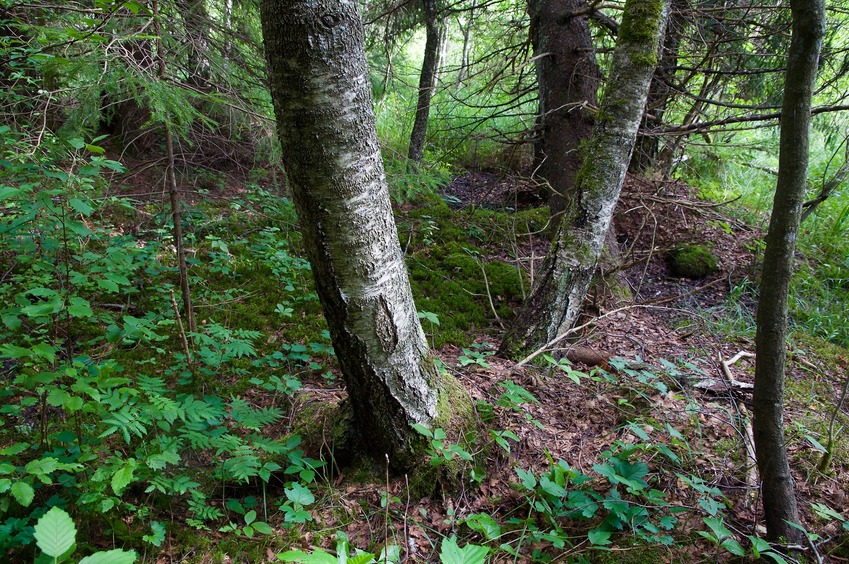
[
  {"left": 170, "top": 289, "right": 193, "bottom": 366},
  {"left": 477, "top": 258, "right": 505, "bottom": 330},
  {"left": 720, "top": 352, "right": 758, "bottom": 509}
]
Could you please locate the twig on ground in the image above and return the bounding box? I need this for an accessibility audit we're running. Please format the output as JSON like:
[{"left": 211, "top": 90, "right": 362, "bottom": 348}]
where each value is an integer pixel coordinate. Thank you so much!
[
  {"left": 514, "top": 279, "right": 726, "bottom": 368},
  {"left": 170, "top": 289, "right": 193, "bottom": 365},
  {"left": 478, "top": 258, "right": 504, "bottom": 330},
  {"left": 718, "top": 351, "right": 758, "bottom": 508}
]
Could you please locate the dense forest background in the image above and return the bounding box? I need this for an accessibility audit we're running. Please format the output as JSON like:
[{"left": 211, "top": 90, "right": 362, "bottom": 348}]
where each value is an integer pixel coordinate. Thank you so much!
[{"left": 2, "top": 0, "right": 849, "bottom": 562}]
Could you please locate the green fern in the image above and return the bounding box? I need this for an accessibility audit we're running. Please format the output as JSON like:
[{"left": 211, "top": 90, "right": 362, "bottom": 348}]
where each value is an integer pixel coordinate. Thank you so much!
[
  {"left": 228, "top": 397, "right": 283, "bottom": 430},
  {"left": 100, "top": 406, "right": 149, "bottom": 443}
]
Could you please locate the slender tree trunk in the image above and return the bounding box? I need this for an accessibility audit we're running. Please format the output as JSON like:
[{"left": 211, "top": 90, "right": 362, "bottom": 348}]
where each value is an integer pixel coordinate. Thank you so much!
[
  {"left": 500, "top": 0, "right": 669, "bottom": 358},
  {"left": 753, "top": 0, "right": 823, "bottom": 543},
  {"left": 456, "top": 0, "right": 477, "bottom": 92},
  {"left": 408, "top": 0, "right": 442, "bottom": 164},
  {"left": 378, "top": 16, "right": 395, "bottom": 104},
  {"left": 656, "top": 72, "right": 721, "bottom": 176},
  {"left": 530, "top": 0, "right": 599, "bottom": 224},
  {"left": 154, "top": 0, "right": 196, "bottom": 334},
  {"left": 176, "top": 0, "right": 212, "bottom": 87},
  {"left": 261, "top": 0, "right": 453, "bottom": 465},
  {"left": 223, "top": 0, "right": 233, "bottom": 55}
]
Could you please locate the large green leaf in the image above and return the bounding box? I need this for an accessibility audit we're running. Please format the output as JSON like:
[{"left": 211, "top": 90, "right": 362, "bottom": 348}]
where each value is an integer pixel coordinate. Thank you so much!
[
  {"left": 464, "top": 513, "right": 501, "bottom": 540},
  {"left": 111, "top": 459, "right": 137, "bottom": 495},
  {"left": 285, "top": 482, "right": 315, "bottom": 506},
  {"left": 277, "top": 548, "right": 337, "bottom": 564},
  {"left": 439, "top": 536, "right": 488, "bottom": 564},
  {"left": 588, "top": 529, "right": 612, "bottom": 546},
  {"left": 10, "top": 480, "right": 34, "bottom": 506},
  {"left": 68, "top": 198, "right": 94, "bottom": 216},
  {"left": 79, "top": 549, "right": 138, "bottom": 563},
  {"left": 34, "top": 507, "right": 76, "bottom": 557},
  {"left": 68, "top": 297, "right": 94, "bottom": 318}
]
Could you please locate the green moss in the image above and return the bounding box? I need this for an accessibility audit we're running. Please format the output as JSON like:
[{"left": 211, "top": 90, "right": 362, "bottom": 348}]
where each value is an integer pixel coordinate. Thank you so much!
[
  {"left": 408, "top": 241, "right": 525, "bottom": 346},
  {"left": 407, "top": 234, "right": 525, "bottom": 345},
  {"left": 632, "top": 52, "right": 660, "bottom": 68},
  {"left": 592, "top": 541, "right": 678, "bottom": 563},
  {"left": 290, "top": 398, "right": 363, "bottom": 471},
  {"left": 406, "top": 371, "right": 476, "bottom": 499},
  {"left": 172, "top": 528, "right": 288, "bottom": 563},
  {"left": 618, "top": 0, "right": 665, "bottom": 46},
  {"left": 434, "top": 372, "right": 475, "bottom": 433},
  {"left": 615, "top": 0, "right": 664, "bottom": 71},
  {"left": 668, "top": 244, "right": 720, "bottom": 278}
]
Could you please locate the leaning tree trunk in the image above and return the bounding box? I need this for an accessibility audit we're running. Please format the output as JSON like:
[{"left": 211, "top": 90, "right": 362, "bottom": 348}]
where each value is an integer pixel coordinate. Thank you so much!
[
  {"left": 260, "top": 0, "right": 451, "bottom": 465},
  {"left": 407, "top": 0, "right": 442, "bottom": 164},
  {"left": 629, "top": 0, "right": 687, "bottom": 173},
  {"left": 500, "top": 0, "right": 669, "bottom": 358},
  {"left": 753, "top": 0, "right": 823, "bottom": 543},
  {"left": 530, "top": 0, "right": 599, "bottom": 224}
]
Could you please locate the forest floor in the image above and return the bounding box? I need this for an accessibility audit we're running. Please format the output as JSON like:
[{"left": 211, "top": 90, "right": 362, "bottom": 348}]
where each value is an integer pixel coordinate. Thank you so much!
[
  {"left": 284, "top": 172, "right": 849, "bottom": 563},
  {"left": 115, "top": 165, "right": 849, "bottom": 562}
]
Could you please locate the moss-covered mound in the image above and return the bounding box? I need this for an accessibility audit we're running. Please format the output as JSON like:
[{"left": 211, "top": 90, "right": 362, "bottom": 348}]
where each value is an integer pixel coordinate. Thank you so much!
[
  {"left": 668, "top": 244, "right": 720, "bottom": 279},
  {"left": 408, "top": 241, "right": 524, "bottom": 346}
]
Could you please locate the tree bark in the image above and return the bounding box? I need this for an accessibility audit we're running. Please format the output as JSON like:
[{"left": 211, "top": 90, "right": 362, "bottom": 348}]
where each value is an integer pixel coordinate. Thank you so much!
[
  {"left": 500, "top": 0, "right": 669, "bottom": 358},
  {"left": 753, "top": 0, "right": 824, "bottom": 543},
  {"left": 260, "top": 0, "right": 447, "bottom": 465},
  {"left": 530, "top": 0, "right": 599, "bottom": 223},
  {"left": 407, "top": 0, "right": 442, "bottom": 164},
  {"left": 154, "top": 0, "right": 196, "bottom": 335},
  {"left": 630, "top": 0, "right": 687, "bottom": 173}
]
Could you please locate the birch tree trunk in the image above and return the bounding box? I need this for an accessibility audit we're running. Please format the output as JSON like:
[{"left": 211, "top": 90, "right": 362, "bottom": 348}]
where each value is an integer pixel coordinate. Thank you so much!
[
  {"left": 500, "top": 0, "right": 669, "bottom": 358},
  {"left": 260, "top": 0, "right": 452, "bottom": 465},
  {"left": 754, "top": 0, "right": 824, "bottom": 543}
]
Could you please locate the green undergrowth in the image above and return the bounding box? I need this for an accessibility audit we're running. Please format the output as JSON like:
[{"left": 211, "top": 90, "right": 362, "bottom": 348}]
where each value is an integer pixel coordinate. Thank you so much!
[
  {"left": 686, "top": 126, "right": 849, "bottom": 351},
  {"left": 272, "top": 356, "right": 809, "bottom": 563},
  {"left": 784, "top": 334, "right": 849, "bottom": 474},
  {"left": 6, "top": 127, "right": 843, "bottom": 561},
  {"left": 0, "top": 128, "right": 335, "bottom": 560}
]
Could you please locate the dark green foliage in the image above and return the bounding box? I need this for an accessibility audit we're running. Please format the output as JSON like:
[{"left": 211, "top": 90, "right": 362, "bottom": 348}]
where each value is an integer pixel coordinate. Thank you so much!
[
  {"left": 0, "top": 121, "right": 330, "bottom": 556},
  {"left": 2, "top": 0, "right": 849, "bottom": 559}
]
